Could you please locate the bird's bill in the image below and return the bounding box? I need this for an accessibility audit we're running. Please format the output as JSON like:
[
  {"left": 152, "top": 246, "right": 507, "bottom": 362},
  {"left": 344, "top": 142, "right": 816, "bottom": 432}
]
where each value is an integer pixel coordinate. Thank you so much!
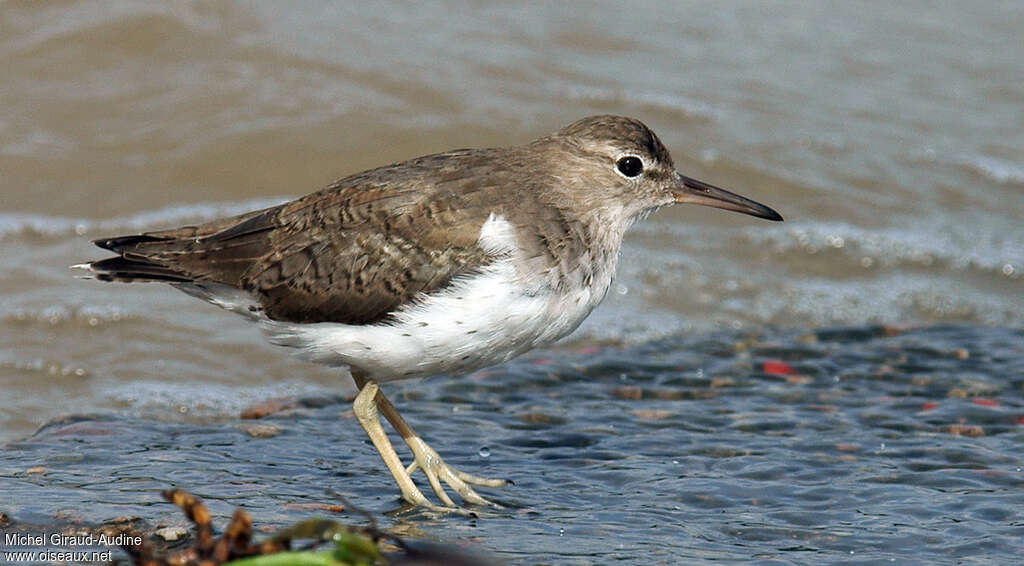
[{"left": 672, "top": 173, "right": 783, "bottom": 221}]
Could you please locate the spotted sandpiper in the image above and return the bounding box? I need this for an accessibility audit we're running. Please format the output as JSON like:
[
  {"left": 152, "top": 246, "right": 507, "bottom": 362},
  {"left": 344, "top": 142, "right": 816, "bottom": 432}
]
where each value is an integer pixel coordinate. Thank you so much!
[{"left": 77, "top": 115, "right": 782, "bottom": 510}]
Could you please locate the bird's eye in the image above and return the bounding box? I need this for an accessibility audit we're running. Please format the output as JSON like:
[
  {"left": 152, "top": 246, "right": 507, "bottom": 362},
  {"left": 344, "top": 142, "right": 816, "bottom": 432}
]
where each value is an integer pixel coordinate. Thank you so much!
[{"left": 616, "top": 156, "right": 644, "bottom": 177}]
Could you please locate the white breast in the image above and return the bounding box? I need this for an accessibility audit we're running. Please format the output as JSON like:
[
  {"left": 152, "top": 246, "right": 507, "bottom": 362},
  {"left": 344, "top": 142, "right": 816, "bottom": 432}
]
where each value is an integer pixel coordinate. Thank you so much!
[{"left": 263, "top": 214, "right": 614, "bottom": 381}]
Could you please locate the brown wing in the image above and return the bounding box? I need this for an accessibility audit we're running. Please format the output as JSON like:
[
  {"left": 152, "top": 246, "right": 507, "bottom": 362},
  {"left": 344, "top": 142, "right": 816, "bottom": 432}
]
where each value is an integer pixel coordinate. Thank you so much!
[{"left": 87, "top": 149, "right": 513, "bottom": 325}]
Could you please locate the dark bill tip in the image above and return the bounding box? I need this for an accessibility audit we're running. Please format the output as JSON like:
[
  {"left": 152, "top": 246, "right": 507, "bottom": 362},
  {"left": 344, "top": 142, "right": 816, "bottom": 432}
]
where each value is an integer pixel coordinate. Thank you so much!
[{"left": 673, "top": 174, "right": 784, "bottom": 222}]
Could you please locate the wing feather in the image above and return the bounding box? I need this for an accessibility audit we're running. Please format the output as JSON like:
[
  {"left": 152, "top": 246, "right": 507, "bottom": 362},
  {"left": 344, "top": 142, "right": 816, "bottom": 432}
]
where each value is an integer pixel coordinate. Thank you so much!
[{"left": 84, "top": 149, "right": 516, "bottom": 325}]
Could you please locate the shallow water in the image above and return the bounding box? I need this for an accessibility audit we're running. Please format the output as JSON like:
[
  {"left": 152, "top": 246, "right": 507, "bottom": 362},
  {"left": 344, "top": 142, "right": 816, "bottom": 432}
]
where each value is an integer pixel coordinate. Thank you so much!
[
  {"left": 1, "top": 1, "right": 1023, "bottom": 564},
  {"left": 3, "top": 325, "right": 1023, "bottom": 564}
]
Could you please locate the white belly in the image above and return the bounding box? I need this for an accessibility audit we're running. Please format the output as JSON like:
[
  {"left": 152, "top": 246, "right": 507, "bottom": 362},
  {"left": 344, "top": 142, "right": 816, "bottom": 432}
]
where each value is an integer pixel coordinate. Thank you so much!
[{"left": 263, "top": 214, "right": 615, "bottom": 381}]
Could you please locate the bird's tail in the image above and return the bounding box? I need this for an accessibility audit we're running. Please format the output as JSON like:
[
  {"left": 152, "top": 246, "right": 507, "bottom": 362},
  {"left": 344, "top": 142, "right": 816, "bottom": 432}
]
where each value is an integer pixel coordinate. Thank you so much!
[
  {"left": 73, "top": 206, "right": 276, "bottom": 284},
  {"left": 72, "top": 253, "right": 192, "bottom": 283}
]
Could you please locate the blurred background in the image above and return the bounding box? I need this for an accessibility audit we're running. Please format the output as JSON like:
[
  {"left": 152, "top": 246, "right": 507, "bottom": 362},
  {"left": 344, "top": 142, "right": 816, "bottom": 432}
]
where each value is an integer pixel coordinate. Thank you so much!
[{"left": 2, "top": 1, "right": 1022, "bottom": 441}]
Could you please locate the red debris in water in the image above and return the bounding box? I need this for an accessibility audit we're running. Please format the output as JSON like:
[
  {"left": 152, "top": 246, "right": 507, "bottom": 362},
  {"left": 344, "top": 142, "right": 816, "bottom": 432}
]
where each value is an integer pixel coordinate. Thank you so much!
[
  {"left": 1016, "top": 416, "right": 1024, "bottom": 425},
  {"left": 971, "top": 398, "right": 999, "bottom": 407},
  {"left": 762, "top": 360, "right": 795, "bottom": 376},
  {"left": 921, "top": 402, "right": 939, "bottom": 411}
]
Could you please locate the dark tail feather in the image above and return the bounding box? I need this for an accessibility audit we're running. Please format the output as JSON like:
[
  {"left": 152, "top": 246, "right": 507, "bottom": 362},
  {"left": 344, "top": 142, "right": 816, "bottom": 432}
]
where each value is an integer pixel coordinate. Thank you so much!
[
  {"left": 80, "top": 206, "right": 279, "bottom": 286},
  {"left": 76, "top": 256, "right": 193, "bottom": 283},
  {"left": 93, "top": 234, "right": 169, "bottom": 252}
]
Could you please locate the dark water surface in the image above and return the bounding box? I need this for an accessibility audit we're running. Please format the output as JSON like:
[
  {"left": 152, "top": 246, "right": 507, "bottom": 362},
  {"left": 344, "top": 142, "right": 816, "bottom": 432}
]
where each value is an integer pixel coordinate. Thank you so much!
[{"left": 4, "top": 325, "right": 1022, "bottom": 564}]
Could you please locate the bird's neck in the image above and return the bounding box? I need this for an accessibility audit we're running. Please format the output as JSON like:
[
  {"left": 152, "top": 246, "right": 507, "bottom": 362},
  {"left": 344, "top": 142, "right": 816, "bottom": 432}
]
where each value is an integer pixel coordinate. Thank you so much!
[{"left": 543, "top": 202, "right": 636, "bottom": 297}]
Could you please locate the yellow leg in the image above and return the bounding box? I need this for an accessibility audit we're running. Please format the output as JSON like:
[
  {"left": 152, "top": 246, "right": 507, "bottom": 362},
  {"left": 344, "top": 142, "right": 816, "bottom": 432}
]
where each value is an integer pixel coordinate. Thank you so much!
[
  {"left": 372, "top": 390, "right": 508, "bottom": 507},
  {"left": 351, "top": 381, "right": 440, "bottom": 510},
  {"left": 351, "top": 372, "right": 509, "bottom": 509}
]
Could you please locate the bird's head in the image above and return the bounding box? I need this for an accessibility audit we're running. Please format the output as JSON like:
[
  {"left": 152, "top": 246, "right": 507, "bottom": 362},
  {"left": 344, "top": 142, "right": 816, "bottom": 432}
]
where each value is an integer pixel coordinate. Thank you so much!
[{"left": 544, "top": 115, "right": 783, "bottom": 223}]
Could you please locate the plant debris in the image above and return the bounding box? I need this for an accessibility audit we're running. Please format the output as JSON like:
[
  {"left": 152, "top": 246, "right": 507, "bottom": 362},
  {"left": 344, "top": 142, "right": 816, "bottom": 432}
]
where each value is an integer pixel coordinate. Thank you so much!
[{"left": 122, "top": 489, "right": 494, "bottom": 566}]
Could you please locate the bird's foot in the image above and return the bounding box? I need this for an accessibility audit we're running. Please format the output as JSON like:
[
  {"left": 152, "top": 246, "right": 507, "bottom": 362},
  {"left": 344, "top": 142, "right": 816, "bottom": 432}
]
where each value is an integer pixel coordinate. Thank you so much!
[{"left": 402, "top": 434, "right": 509, "bottom": 509}]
